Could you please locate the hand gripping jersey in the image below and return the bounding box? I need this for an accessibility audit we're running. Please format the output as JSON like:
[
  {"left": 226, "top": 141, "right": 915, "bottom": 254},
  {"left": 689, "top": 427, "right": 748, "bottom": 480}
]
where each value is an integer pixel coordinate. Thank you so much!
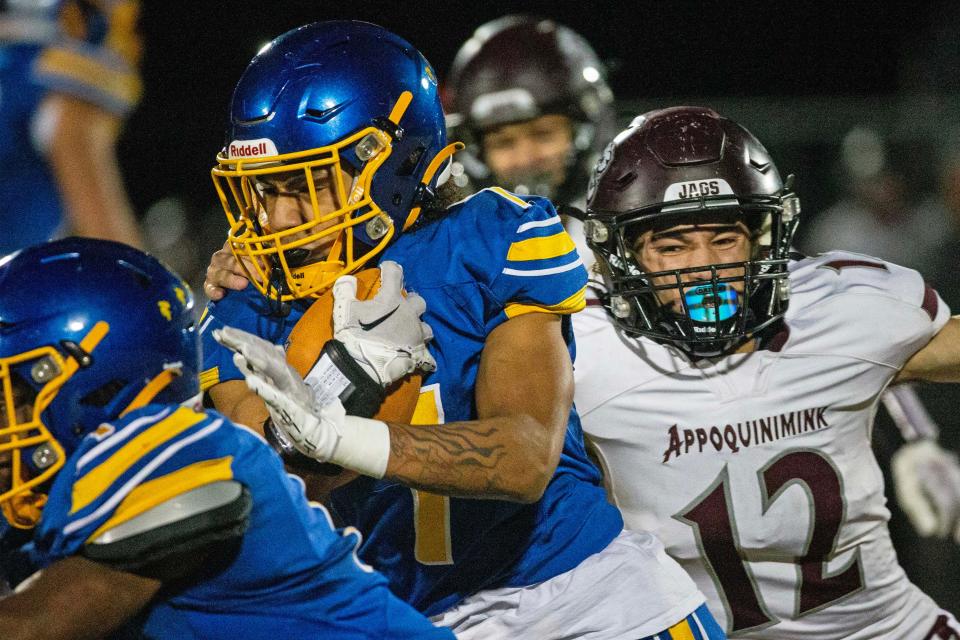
[
  {"left": 201, "top": 188, "right": 624, "bottom": 616},
  {"left": 574, "top": 251, "right": 956, "bottom": 639},
  {"left": 0, "top": 0, "right": 142, "bottom": 254},
  {"left": 28, "top": 403, "right": 451, "bottom": 639}
]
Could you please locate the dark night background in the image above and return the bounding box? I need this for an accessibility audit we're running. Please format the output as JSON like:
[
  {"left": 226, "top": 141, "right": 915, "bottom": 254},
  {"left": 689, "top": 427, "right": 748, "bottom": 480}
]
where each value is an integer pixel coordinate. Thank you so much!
[
  {"left": 122, "top": 0, "right": 960, "bottom": 614},
  {"left": 122, "top": 1, "right": 949, "bottom": 217}
]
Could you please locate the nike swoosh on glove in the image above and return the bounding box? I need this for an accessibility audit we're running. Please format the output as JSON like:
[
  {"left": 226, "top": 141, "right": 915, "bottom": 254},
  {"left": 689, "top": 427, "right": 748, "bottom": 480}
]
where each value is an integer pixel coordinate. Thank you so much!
[{"left": 333, "top": 260, "right": 437, "bottom": 386}]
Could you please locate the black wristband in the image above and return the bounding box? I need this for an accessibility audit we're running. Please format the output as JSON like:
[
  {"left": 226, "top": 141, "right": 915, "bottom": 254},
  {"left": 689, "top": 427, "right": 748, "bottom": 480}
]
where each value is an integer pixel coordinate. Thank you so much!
[
  {"left": 321, "top": 339, "right": 386, "bottom": 419},
  {"left": 263, "top": 417, "right": 345, "bottom": 477}
]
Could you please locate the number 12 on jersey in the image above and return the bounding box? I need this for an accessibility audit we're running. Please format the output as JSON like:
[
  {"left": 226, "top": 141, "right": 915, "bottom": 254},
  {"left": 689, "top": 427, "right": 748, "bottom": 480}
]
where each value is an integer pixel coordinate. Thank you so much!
[{"left": 676, "top": 449, "right": 864, "bottom": 634}]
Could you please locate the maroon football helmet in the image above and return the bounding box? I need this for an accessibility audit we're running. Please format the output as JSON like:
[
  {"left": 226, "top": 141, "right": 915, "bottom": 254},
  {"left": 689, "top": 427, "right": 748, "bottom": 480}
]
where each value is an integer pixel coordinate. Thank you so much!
[
  {"left": 445, "top": 15, "right": 616, "bottom": 204},
  {"left": 585, "top": 106, "right": 801, "bottom": 357}
]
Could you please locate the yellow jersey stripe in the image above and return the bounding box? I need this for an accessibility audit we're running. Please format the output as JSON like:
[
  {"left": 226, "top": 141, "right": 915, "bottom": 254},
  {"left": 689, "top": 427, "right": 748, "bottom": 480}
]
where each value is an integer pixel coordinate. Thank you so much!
[
  {"left": 506, "top": 232, "right": 576, "bottom": 263},
  {"left": 35, "top": 47, "right": 143, "bottom": 107},
  {"left": 488, "top": 186, "right": 530, "bottom": 208},
  {"left": 667, "top": 618, "right": 696, "bottom": 640},
  {"left": 87, "top": 456, "right": 234, "bottom": 543},
  {"left": 504, "top": 285, "right": 586, "bottom": 319},
  {"left": 199, "top": 367, "right": 220, "bottom": 392},
  {"left": 71, "top": 407, "right": 207, "bottom": 514}
]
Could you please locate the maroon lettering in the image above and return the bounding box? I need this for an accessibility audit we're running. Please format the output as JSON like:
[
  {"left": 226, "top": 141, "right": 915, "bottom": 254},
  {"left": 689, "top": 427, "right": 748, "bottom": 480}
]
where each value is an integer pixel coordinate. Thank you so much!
[
  {"left": 696, "top": 428, "right": 708, "bottom": 452},
  {"left": 709, "top": 427, "right": 724, "bottom": 451},
  {"left": 663, "top": 425, "right": 682, "bottom": 463}
]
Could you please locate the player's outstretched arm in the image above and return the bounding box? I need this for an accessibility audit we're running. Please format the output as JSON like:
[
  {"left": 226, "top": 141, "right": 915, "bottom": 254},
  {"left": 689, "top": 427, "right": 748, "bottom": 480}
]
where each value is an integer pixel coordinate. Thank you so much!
[
  {"left": 897, "top": 316, "right": 960, "bottom": 383},
  {"left": 42, "top": 94, "right": 144, "bottom": 250},
  {"left": 891, "top": 316, "right": 960, "bottom": 543},
  {"left": 0, "top": 556, "right": 160, "bottom": 640},
  {"left": 384, "top": 312, "right": 570, "bottom": 503}
]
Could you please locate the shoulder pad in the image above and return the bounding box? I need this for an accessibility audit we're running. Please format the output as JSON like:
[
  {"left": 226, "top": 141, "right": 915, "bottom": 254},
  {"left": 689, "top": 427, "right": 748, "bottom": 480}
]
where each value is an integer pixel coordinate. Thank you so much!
[{"left": 83, "top": 480, "right": 251, "bottom": 573}]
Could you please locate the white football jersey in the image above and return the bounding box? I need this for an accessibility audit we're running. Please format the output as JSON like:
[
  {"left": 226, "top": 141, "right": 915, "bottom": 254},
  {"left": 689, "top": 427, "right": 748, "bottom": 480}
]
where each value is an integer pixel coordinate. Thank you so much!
[{"left": 573, "top": 251, "right": 954, "bottom": 639}]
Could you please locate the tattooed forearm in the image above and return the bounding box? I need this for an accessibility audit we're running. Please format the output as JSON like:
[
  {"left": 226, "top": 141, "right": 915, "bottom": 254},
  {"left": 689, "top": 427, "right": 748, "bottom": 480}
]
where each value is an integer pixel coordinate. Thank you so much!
[{"left": 384, "top": 416, "right": 553, "bottom": 502}]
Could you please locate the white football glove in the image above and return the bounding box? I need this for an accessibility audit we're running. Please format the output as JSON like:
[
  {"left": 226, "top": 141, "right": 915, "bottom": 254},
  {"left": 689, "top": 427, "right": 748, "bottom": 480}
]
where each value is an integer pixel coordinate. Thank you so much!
[
  {"left": 892, "top": 439, "right": 960, "bottom": 543},
  {"left": 333, "top": 260, "right": 436, "bottom": 387},
  {"left": 213, "top": 326, "right": 390, "bottom": 478}
]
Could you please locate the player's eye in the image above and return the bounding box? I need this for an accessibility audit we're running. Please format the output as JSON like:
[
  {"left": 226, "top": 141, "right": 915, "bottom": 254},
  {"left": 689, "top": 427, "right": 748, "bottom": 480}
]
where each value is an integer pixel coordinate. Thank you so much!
[
  {"left": 653, "top": 242, "right": 684, "bottom": 254},
  {"left": 712, "top": 233, "right": 745, "bottom": 249}
]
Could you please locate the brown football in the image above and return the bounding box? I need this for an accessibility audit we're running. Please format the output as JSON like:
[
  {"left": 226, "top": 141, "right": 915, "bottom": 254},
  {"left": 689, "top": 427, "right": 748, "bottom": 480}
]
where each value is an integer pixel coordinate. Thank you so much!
[{"left": 285, "top": 268, "right": 423, "bottom": 493}]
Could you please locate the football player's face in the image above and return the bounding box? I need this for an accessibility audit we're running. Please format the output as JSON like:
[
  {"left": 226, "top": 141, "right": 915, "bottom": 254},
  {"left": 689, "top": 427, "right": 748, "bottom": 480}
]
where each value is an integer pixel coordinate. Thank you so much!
[
  {"left": 482, "top": 114, "right": 574, "bottom": 192},
  {"left": 633, "top": 223, "right": 752, "bottom": 312},
  {"left": 250, "top": 165, "right": 349, "bottom": 257}
]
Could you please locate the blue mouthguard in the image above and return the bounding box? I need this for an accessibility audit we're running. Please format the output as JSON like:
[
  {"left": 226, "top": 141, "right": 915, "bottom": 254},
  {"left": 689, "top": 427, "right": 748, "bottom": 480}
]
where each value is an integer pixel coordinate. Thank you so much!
[{"left": 684, "top": 282, "right": 739, "bottom": 322}]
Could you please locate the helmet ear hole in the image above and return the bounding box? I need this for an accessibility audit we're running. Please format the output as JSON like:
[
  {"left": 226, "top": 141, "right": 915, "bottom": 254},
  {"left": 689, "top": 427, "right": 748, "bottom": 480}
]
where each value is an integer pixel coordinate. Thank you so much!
[
  {"left": 397, "top": 145, "right": 427, "bottom": 177},
  {"left": 80, "top": 379, "right": 128, "bottom": 408}
]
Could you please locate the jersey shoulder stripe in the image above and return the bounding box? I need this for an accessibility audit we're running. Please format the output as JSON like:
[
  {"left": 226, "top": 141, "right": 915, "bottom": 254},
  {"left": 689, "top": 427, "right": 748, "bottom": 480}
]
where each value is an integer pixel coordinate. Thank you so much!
[
  {"left": 502, "top": 209, "right": 580, "bottom": 276},
  {"left": 87, "top": 455, "right": 234, "bottom": 542},
  {"left": 70, "top": 406, "right": 207, "bottom": 514},
  {"left": 506, "top": 231, "right": 576, "bottom": 263},
  {"left": 447, "top": 186, "right": 532, "bottom": 212},
  {"left": 487, "top": 186, "right": 531, "bottom": 208},
  {"left": 491, "top": 193, "right": 586, "bottom": 317},
  {"left": 504, "top": 285, "right": 586, "bottom": 318},
  {"left": 63, "top": 418, "right": 223, "bottom": 535}
]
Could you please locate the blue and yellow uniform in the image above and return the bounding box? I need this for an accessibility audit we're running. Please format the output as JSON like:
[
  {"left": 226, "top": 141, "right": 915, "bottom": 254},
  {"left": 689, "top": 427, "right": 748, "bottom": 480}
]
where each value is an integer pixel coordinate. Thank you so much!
[
  {"left": 0, "top": 0, "right": 141, "bottom": 254},
  {"left": 201, "top": 189, "right": 624, "bottom": 615},
  {"left": 29, "top": 402, "right": 452, "bottom": 639}
]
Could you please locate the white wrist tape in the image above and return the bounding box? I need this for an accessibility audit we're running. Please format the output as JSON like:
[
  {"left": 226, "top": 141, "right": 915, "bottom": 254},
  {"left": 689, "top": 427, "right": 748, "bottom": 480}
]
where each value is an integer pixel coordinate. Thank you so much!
[{"left": 329, "top": 415, "right": 391, "bottom": 479}]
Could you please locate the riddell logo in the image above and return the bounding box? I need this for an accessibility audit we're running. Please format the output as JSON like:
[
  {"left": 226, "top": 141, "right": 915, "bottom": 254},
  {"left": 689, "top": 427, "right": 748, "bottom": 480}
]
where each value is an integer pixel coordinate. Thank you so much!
[{"left": 227, "top": 138, "right": 279, "bottom": 158}]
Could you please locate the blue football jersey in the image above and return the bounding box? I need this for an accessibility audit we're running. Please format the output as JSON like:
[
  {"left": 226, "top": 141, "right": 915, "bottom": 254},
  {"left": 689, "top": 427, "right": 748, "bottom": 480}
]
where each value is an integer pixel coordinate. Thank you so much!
[
  {"left": 200, "top": 188, "right": 623, "bottom": 616},
  {"left": 30, "top": 403, "right": 452, "bottom": 639},
  {"left": 0, "top": 1, "right": 142, "bottom": 254}
]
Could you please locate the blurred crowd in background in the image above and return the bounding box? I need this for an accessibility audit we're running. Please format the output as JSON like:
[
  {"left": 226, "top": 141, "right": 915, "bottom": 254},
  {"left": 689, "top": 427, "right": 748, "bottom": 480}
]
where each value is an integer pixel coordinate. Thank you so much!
[{"left": 3, "top": 0, "right": 959, "bottom": 616}]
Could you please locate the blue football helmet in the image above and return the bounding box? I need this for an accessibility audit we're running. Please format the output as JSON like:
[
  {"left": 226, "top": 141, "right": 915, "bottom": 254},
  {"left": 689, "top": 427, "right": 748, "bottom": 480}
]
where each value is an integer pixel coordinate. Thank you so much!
[
  {"left": 212, "top": 21, "right": 461, "bottom": 301},
  {"left": 0, "top": 238, "right": 199, "bottom": 528}
]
